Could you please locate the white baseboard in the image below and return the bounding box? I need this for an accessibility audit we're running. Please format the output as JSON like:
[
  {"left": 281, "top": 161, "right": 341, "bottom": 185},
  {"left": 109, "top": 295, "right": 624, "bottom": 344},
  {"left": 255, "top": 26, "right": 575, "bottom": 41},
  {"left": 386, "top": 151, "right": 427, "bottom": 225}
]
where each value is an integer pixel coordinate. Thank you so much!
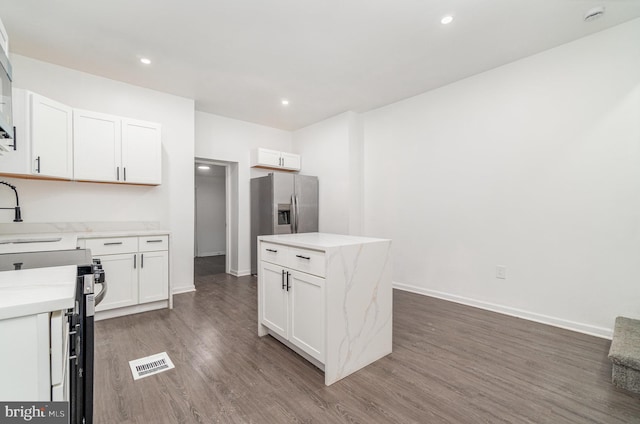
[
  {"left": 172, "top": 285, "right": 196, "bottom": 294},
  {"left": 95, "top": 300, "right": 169, "bottom": 321},
  {"left": 197, "top": 251, "right": 225, "bottom": 257},
  {"left": 230, "top": 268, "right": 252, "bottom": 277},
  {"left": 393, "top": 282, "right": 613, "bottom": 340}
]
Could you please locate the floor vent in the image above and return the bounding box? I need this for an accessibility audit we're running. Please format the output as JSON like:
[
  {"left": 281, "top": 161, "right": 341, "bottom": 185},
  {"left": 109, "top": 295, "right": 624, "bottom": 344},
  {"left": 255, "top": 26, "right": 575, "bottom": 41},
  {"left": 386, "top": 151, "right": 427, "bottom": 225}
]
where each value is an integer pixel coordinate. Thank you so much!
[{"left": 129, "top": 352, "right": 175, "bottom": 380}]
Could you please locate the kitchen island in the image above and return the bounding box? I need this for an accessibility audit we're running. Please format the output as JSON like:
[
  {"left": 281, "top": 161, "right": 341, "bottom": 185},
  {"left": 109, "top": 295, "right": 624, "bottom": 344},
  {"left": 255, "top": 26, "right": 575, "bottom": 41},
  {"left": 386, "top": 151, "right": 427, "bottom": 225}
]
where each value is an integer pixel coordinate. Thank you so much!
[{"left": 257, "top": 232, "right": 392, "bottom": 385}]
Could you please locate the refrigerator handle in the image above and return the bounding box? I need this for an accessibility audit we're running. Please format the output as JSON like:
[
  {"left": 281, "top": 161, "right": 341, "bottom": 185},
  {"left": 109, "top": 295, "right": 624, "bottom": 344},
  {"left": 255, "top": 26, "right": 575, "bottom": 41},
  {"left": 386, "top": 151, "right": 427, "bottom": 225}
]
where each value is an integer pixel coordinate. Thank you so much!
[
  {"left": 294, "top": 195, "right": 300, "bottom": 233},
  {"left": 291, "top": 195, "right": 297, "bottom": 234}
]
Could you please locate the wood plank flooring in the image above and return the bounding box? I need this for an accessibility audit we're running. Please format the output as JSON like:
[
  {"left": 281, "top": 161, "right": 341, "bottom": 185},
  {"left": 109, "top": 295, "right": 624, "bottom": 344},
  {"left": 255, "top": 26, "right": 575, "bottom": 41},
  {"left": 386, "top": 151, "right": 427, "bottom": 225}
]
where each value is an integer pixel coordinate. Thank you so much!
[
  {"left": 194, "top": 255, "right": 226, "bottom": 277},
  {"left": 94, "top": 268, "right": 640, "bottom": 423}
]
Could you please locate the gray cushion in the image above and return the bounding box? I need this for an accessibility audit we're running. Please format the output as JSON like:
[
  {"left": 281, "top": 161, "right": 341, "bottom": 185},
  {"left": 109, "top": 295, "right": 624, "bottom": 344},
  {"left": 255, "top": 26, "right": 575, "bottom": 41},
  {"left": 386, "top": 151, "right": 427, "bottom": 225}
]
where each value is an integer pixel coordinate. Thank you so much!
[{"left": 609, "top": 316, "right": 640, "bottom": 370}]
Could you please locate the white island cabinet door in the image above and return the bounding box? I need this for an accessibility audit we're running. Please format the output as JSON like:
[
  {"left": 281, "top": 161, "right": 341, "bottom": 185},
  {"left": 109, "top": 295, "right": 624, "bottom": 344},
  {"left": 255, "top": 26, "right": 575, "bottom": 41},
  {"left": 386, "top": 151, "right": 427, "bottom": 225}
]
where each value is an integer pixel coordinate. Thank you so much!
[
  {"left": 289, "top": 270, "right": 324, "bottom": 362},
  {"left": 121, "top": 118, "right": 162, "bottom": 185},
  {"left": 139, "top": 250, "right": 169, "bottom": 303},
  {"left": 0, "top": 313, "right": 51, "bottom": 400},
  {"left": 259, "top": 261, "right": 288, "bottom": 339},
  {"left": 30, "top": 93, "right": 73, "bottom": 179},
  {"left": 73, "top": 109, "right": 121, "bottom": 182},
  {"left": 95, "top": 253, "right": 138, "bottom": 311}
]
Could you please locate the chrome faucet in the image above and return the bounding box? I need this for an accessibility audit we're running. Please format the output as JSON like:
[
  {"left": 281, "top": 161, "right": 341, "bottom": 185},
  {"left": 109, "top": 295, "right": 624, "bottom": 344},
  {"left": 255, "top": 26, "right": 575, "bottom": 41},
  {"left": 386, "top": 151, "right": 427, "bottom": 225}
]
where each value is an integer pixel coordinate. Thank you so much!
[{"left": 0, "top": 181, "right": 23, "bottom": 222}]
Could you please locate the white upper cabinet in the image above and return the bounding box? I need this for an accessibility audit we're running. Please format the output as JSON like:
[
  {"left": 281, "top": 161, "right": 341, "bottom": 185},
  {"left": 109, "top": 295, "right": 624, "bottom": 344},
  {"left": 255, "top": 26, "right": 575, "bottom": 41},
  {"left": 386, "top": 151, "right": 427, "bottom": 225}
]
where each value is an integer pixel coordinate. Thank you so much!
[
  {"left": 121, "top": 118, "right": 162, "bottom": 185},
  {"left": 1, "top": 89, "right": 162, "bottom": 185},
  {"left": 280, "top": 151, "right": 301, "bottom": 170},
  {"left": 0, "top": 88, "right": 30, "bottom": 175},
  {"left": 31, "top": 93, "right": 74, "bottom": 179},
  {"left": 251, "top": 148, "right": 301, "bottom": 171},
  {"left": 1, "top": 89, "right": 74, "bottom": 179},
  {"left": 0, "top": 16, "right": 8, "bottom": 57},
  {"left": 74, "top": 111, "right": 162, "bottom": 185},
  {"left": 253, "top": 148, "right": 281, "bottom": 168},
  {"left": 73, "top": 109, "right": 121, "bottom": 182}
]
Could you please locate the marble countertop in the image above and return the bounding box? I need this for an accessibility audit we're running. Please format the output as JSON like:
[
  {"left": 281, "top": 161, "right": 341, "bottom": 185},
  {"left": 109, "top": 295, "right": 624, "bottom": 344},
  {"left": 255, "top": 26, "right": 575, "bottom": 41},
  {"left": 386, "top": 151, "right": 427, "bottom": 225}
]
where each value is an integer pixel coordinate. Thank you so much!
[
  {"left": 0, "top": 265, "right": 77, "bottom": 320},
  {"left": 0, "top": 222, "right": 167, "bottom": 236},
  {"left": 76, "top": 229, "right": 170, "bottom": 238},
  {"left": 258, "top": 232, "right": 390, "bottom": 250}
]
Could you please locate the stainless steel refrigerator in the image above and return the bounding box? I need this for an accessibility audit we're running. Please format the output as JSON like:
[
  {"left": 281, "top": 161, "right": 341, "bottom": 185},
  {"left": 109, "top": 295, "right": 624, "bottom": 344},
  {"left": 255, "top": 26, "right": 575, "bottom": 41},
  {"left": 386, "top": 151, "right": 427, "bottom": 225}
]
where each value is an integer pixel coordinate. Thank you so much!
[{"left": 251, "top": 173, "right": 319, "bottom": 274}]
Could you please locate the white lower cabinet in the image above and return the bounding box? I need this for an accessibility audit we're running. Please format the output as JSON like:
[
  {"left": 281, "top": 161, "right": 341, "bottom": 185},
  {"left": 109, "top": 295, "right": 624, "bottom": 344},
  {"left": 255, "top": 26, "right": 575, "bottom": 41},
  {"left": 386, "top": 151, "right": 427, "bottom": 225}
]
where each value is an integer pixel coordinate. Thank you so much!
[
  {"left": 288, "top": 270, "right": 324, "bottom": 361},
  {"left": 0, "top": 310, "right": 68, "bottom": 401},
  {"left": 79, "top": 234, "right": 170, "bottom": 318},
  {"left": 259, "top": 255, "right": 325, "bottom": 362},
  {"left": 261, "top": 262, "right": 288, "bottom": 338},
  {"left": 95, "top": 253, "right": 138, "bottom": 311},
  {"left": 138, "top": 250, "right": 169, "bottom": 303}
]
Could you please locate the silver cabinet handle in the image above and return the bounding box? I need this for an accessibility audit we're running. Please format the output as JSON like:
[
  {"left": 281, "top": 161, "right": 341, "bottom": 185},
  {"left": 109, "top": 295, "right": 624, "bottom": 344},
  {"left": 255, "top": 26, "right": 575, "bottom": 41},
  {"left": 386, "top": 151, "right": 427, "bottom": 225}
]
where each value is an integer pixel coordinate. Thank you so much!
[
  {"left": 296, "top": 255, "right": 311, "bottom": 260},
  {"left": 290, "top": 195, "right": 296, "bottom": 233},
  {"left": 117, "top": 166, "right": 120, "bottom": 181},
  {"left": 124, "top": 167, "right": 127, "bottom": 181},
  {"left": 141, "top": 253, "right": 144, "bottom": 268},
  {"left": 281, "top": 269, "right": 285, "bottom": 290},
  {"left": 294, "top": 195, "right": 299, "bottom": 233},
  {"left": 146, "top": 239, "right": 163, "bottom": 243},
  {"left": 286, "top": 271, "right": 290, "bottom": 291},
  {"left": 266, "top": 248, "right": 278, "bottom": 253},
  {"left": 134, "top": 254, "right": 136, "bottom": 269},
  {"left": 104, "top": 242, "right": 123, "bottom": 246},
  {"left": 35, "top": 156, "right": 41, "bottom": 173}
]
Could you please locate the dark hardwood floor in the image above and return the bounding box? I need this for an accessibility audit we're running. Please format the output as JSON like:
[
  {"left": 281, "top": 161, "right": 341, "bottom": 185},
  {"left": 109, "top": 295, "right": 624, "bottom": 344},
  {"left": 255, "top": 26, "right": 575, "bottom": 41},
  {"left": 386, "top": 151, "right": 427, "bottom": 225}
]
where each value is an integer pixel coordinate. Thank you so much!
[
  {"left": 94, "top": 269, "right": 640, "bottom": 423},
  {"left": 194, "top": 255, "right": 226, "bottom": 277}
]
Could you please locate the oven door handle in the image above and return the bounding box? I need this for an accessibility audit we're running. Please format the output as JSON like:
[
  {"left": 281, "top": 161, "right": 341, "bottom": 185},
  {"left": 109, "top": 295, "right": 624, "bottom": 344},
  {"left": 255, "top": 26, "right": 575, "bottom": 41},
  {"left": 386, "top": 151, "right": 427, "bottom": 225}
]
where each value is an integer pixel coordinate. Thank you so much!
[{"left": 94, "top": 279, "right": 108, "bottom": 306}]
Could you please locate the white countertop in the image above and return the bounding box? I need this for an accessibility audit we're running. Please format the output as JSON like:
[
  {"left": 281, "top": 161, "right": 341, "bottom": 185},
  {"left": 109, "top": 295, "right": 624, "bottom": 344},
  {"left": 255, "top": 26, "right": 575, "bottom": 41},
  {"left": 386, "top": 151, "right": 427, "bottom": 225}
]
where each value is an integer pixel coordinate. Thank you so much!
[
  {"left": 76, "top": 229, "right": 170, "bottom": 238},
  {"left": 0, "top": 221, "right": 164, "bottom": 235},
  {"left": 258, "top": 232, "right": 390, "bottom": 250},
  {"left": 0, "top": 233, "right": 79, "bottom": 254},
  {"left": 0, "top": 265, "right": 77, "bottom": 320}
]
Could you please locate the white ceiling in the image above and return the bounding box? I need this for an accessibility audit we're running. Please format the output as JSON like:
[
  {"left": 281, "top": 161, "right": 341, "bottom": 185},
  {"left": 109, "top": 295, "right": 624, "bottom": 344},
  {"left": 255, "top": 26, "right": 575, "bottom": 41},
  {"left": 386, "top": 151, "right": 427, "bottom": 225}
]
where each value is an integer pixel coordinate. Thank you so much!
[{"left": 1, "top": 1, "right": 639, "bottom": 131}]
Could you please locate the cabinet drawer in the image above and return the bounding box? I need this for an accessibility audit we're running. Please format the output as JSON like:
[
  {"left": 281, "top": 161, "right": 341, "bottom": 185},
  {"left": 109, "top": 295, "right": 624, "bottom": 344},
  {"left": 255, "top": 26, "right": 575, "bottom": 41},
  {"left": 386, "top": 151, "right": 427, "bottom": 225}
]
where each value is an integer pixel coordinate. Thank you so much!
[
  {"left": 260, "top": 242, "right": 287, "bottom": 266},
  {"left": 84, "top": 237, "right": 137, "bottom": 255},
  {"left": 139, "top": 235, "right": 168, "bottom": 252},
  {"left": 287, "top": 247, "right": 325, "bottom": 277}
]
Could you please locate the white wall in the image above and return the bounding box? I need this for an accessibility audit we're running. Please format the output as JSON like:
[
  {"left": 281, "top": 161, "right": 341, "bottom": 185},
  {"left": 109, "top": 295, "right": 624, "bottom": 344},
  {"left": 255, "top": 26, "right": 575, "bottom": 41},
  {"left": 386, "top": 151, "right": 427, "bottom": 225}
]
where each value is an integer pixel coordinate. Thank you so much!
[
  {"left": 3, "top": 55, "right": 196, "bottom": 293},
  {"left": 362, "top": 19, "right": 640, "bottom": 338},
  {"left": 195, "top": 170, "right": 226, "bottom": 256},
  {"left": 292, "top": 111, "right": 363, "bottom": 235},
  {"left": 194, "top": 112, "right": 292, "bottom": 275}
]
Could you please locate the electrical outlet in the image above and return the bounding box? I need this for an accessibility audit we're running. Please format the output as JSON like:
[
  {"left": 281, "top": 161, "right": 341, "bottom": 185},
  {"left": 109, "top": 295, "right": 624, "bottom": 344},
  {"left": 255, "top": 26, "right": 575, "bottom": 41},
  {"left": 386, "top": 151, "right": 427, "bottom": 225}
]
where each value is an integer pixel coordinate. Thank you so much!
[{"left": 496, "top": 265, "right": 507, "bottom": 280}]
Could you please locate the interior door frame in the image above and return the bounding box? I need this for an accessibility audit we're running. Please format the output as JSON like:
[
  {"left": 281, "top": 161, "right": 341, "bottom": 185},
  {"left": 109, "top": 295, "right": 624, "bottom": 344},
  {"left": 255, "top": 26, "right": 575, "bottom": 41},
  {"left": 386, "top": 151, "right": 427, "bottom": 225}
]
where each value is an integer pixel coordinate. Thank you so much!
[{"left": 194, "top": 158, "right": 232, "bottom": 275}]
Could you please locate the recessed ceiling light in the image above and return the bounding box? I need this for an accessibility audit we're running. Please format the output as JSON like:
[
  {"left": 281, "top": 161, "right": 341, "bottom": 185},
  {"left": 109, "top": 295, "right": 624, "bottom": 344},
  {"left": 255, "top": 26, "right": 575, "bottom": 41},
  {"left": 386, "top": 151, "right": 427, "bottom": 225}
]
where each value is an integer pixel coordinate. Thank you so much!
[
  {"left": 281, "top": 99, "right": 290, "bottom": 106},
  {"left": 197, "top": 165, "right": 210, "bottom": 170},
  {"left": 140, "top": 57, "right": 151, "bottom": 65},
  {"left": 441, "top": 15, "right": 454, "bottom": 25},
  {"left": 584, "top": 6, "right": 605, "bottom": 22}
]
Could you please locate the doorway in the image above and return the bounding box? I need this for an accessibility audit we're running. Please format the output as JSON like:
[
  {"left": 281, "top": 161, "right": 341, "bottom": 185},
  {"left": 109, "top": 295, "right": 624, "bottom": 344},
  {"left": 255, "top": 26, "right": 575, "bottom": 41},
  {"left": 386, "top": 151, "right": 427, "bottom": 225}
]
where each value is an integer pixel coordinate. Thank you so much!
[{"left": 194, "top": 161, "right": 228, "bottom": 275}]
